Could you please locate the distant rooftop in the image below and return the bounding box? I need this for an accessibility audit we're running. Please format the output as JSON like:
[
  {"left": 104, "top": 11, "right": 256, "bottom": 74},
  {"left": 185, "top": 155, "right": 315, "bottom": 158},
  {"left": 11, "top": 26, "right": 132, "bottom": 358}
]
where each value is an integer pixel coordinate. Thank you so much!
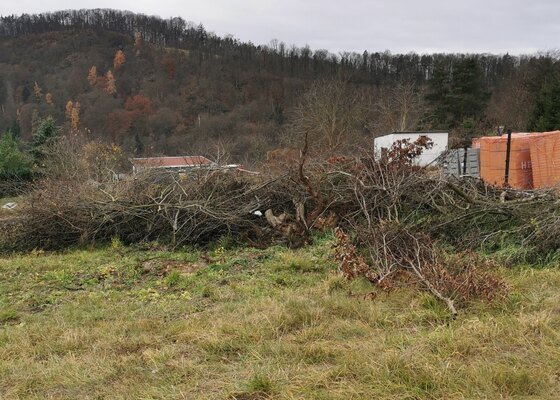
[
  {"left": 130, "top": 156, "right": 215, "bottom": 169},
  {"left": 389, "top": 131, "right": 448, "bottom": 135}
]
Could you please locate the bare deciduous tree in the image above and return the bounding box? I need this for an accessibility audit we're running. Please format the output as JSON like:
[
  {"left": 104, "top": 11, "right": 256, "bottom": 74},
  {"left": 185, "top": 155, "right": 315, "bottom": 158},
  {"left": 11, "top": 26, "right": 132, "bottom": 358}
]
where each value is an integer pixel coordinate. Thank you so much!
[
  {"left": 373, "top": 81, "right": 426, "bottom": 133},
  {"left": 287, "top": 79, "right": 366, "bottom": 157}
]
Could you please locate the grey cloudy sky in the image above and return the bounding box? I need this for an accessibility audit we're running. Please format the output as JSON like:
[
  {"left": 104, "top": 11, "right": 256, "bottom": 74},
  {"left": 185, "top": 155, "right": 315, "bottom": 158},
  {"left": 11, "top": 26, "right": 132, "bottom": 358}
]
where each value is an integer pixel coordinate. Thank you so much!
[{"left": 2, "top": 0, "right": 559, "bottom": 54}]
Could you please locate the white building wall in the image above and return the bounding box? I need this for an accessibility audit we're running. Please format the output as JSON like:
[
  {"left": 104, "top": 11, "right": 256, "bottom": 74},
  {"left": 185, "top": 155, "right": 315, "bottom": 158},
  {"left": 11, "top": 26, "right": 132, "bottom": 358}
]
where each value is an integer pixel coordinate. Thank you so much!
[{"left": 374, "top": 132, "right": 449, "bottom": 166}]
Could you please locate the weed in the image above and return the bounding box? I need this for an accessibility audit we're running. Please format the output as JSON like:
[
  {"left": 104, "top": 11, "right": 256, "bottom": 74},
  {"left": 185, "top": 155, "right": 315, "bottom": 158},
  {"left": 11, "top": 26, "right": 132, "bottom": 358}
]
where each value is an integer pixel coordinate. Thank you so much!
[
  {"left": 163, "top": 270, "right": 183, "bottom": 288},
  {"left": 323, "top": 273, "right": 347, "bottom": 294},
  {"left": 236, "top": 372, "right": 275, "bottom": 398},
  {"left": 0, "top": 307, "right": 18, "bottom": 324},
  {"left": 200, "top": 285, "right": 218, "bottom": 300},
  {"left": 110, "top": 236, "right": 124, "bottom": 250},
  {"left": 269, "top": 252, "right": 325, "bottom": 273}
]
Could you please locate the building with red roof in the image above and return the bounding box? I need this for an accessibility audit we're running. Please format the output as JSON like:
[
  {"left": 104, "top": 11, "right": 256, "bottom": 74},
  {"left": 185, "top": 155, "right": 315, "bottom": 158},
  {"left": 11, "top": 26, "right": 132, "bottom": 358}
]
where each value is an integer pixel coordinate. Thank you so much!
[{"left": 130, "top": 156, "right": 216, "bottom": 174}]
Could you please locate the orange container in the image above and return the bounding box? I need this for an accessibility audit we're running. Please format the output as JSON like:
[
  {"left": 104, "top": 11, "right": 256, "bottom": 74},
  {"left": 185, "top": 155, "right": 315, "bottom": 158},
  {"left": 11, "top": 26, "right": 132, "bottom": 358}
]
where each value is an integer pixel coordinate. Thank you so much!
[
  {"left": 529, "top": 131, "right": 560, "bottom": 189},
  {"left": 479, "top": 134, "right": 533, "bottom": 190}
]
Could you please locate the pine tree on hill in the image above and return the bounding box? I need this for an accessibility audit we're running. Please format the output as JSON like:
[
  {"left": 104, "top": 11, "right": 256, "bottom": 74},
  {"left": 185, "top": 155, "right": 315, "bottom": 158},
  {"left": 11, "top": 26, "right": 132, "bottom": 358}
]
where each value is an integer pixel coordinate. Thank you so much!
[
  {"left": 30, "top": 116, "right": 60, "bottom": 163},
  {"left": 425, "top": 57, "right": 490, "bottom": 129},
  {"left": 528, "top": 76, "right": 560, "bottom": 131}
]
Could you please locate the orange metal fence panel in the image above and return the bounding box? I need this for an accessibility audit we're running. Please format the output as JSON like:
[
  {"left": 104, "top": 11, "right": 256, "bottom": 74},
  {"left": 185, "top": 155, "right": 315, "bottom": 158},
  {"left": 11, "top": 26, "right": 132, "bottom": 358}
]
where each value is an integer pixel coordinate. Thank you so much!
[
  {"left": 479, "top": 134, "right": 533, "bottom": 190},
  {"left": 529, "top": 131, "right": 560, "bottom": 189}
]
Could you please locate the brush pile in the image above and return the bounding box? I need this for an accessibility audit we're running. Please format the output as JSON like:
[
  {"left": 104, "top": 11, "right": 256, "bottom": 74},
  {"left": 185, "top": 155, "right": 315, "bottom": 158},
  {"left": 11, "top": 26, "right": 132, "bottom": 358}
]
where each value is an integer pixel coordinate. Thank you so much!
[{"left": 1, "top": 137, "right": 558, "bottom": 315}]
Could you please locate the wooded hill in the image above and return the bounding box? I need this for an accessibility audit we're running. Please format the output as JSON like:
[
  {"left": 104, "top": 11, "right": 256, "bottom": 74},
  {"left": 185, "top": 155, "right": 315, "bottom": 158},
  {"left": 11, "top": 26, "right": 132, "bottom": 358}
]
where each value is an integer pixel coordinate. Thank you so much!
[{"left": 1, "top": 9, "right": 560, "bottom": 163}]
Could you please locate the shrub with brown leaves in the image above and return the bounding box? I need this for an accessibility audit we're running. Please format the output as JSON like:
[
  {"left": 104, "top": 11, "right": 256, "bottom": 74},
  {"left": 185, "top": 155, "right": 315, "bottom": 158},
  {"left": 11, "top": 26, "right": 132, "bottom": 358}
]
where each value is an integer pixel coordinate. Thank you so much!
[{"left": 333, "top": 225, "right": 508, "bottom": 316}]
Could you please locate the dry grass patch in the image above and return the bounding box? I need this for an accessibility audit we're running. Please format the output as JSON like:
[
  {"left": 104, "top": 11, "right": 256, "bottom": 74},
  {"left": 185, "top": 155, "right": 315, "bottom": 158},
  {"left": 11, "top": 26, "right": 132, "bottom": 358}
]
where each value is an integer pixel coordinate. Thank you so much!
[{"left": 1, "top": 239, "right": 560, "bottom": 399}]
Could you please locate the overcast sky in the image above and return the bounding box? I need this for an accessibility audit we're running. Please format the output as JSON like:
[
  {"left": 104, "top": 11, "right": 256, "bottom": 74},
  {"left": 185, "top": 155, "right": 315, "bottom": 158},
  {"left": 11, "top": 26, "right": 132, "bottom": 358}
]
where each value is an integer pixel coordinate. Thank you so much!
[{"left": 2, "top": 0, "right": 559, "bottom": 54}]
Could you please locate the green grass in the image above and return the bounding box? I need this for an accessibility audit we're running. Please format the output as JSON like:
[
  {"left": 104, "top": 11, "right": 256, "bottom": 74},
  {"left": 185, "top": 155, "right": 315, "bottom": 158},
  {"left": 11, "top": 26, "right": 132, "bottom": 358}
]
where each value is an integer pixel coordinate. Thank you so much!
[{"left": 1, "top": 236, "right": 560, "bottom": 399}]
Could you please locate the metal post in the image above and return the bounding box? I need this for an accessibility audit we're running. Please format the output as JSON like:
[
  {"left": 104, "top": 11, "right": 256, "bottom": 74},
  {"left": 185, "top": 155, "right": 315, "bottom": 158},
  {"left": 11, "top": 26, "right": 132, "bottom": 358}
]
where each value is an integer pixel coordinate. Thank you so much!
[
  {"left": 463, "top": 145, "right": 468, "bottom": 176},
  {"left": 504, "top": 129, "right": 512, "bottom": 186}
]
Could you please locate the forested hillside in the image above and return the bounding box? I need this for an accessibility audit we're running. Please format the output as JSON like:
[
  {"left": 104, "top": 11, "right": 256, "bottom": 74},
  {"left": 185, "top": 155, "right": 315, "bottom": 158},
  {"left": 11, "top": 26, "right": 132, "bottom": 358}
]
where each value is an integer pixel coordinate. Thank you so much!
[{"left": 1, "top": 9, "right": 560, "bottom": 163}]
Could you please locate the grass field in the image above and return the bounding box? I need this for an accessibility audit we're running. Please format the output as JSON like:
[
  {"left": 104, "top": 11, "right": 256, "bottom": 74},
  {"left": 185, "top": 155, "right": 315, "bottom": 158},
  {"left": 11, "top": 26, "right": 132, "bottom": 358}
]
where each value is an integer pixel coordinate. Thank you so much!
[{"left": 1, "top": 235, "right": 560, "bottom": 399}]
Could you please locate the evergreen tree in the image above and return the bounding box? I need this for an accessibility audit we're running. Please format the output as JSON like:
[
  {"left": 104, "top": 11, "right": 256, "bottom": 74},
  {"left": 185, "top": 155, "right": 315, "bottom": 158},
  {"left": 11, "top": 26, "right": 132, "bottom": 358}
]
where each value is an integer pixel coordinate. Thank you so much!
[
  {"left": 9, "top": 120, "right": 21, "bottom": 139},
  {"left": 0, "top": 130, "right": 32, "bottom": 180},
  {"left": 31, "top": 116, "right": 60, "bottom": 162},
  {"left": 528, "top": 76, "right": 560, "bottom": 131},
  {"left": 426, "top": 57, "right": 490, "bottom": 129},
  {"left": 134, "top": 132, "right": 144, "bottom": 155},
  {"left": 424, "top": 62, "right": 451, "bottom": 128}
]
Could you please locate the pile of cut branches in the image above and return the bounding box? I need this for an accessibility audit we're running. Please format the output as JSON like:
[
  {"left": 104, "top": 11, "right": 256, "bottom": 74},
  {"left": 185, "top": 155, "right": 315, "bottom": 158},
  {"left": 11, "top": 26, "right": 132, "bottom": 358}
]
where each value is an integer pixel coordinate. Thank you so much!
[
  {"left": 2, "top": 135, "right": 558, "bottom": 316},
  {"left": 0, "top": 170, "right": 300, "bottom": 251}
]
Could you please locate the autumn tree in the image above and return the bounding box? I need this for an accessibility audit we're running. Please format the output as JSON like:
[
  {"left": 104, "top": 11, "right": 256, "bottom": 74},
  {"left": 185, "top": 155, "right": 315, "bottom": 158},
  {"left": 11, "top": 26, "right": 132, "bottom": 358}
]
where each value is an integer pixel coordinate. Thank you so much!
[
  {"left": 125, "top": 95, "right": 155, "bottom": 117},
  {"left": 65, "top": 100, "right": 74, "bottom": 119},
  {"left": 71, "top": 101, "right": 80, "bottom": 132},
  {"left": 45, "top": 92, "right": 54, "bottom": 106},
  {"left": 33, "top": 81, "right": 43, "bottom": 101},
  {"left": 105, "top": 96, "right": 155, "bottom": 143},
  {"left": 113, "top": 50, "right": 125, "bottom": 70},
  {"left": 161, "top": 56, "right": 176, "bottom": 79},
  {"left": 64, "top": 101, "right": 80, "bottom": 131},
  {"left": 105, "top": 70, "right": 117, "bottom": 95},
  {"left": 87, "top": 66, "right": 98, "bottom": 86},
  {"left": 106, "top": 109, "right": 133, "bottom": 141},
  {"left": 133, "top": 32, "right": 142, "bottom": 56}
]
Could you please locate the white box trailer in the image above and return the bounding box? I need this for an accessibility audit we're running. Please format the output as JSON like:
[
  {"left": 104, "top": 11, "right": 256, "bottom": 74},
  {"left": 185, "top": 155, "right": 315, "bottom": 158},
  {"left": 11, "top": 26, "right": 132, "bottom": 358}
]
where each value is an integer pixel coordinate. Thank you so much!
[{"left": 374, "top": 131, "right": 449, "bottom": 166}]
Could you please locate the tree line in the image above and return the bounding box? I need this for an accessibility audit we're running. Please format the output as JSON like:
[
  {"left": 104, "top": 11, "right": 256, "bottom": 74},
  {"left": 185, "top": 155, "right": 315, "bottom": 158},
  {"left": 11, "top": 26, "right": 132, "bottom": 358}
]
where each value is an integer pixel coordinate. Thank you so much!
[{"left": 1, "top": 9, "right": 557, "bottom": 85}]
